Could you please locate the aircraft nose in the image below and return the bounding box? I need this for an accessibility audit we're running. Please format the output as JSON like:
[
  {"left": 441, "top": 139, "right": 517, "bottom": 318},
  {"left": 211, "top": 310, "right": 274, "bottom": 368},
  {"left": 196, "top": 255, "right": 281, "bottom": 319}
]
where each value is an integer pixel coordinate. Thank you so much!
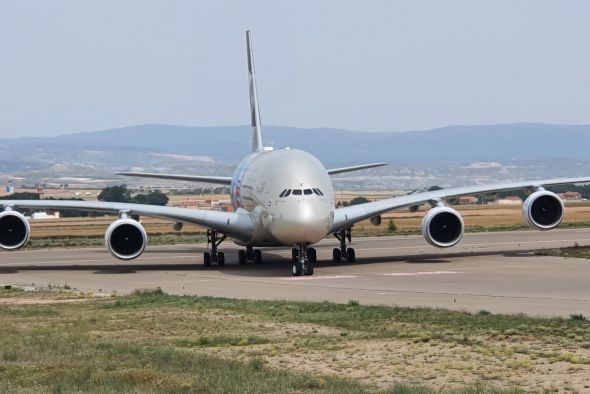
[{"left": 270, "top": 200, "right": 332, "bottom": 245}]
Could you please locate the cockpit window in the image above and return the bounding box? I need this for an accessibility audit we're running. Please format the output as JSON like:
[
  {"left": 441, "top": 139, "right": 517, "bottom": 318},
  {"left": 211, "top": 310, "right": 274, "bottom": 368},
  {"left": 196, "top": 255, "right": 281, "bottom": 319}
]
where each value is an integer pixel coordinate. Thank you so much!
[
  {"left": 279, "top": 189, "right": 287, "bottom": 197},
  {"left": 292, "top": 189, "right": 302, "bottom": 196},
  {"left": 312, "top": 188, "right": 321, "bottom": 196},
  {"left": 284, "top": 189, "right": 291, "bottom": 197},
  {"left": 304, "top": 189, "right": 313, "bottom": 195}
]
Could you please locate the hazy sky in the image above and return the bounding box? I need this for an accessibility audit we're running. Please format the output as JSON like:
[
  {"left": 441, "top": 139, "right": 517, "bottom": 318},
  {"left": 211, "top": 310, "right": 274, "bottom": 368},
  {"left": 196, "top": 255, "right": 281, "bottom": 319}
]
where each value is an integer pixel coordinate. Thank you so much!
[{"left": 1, "top": 1, "right": 590, "bottom": 138}]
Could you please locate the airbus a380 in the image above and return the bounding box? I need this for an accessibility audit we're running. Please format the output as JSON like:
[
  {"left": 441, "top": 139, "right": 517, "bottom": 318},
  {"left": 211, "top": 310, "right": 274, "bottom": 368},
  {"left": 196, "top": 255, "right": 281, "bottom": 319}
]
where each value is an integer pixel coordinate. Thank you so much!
[{"left": 1, "top": 31, "right": 590, "bottom": 276}]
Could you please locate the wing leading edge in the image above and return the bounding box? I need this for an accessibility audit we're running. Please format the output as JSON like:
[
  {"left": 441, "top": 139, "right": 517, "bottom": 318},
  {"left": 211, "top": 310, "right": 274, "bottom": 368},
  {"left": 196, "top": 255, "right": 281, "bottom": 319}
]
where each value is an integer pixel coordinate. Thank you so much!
[
  {"left": 116, "top": 172, "right": 232, "bottom": 185},
  {"left": 327, "top": 163, "right": 387, "bottom": 175},
  {"left": 1, "top": 200, "right": 254, "bottom": 240},
  {"left": 331, "top": 177, "right": 590, "bottom": 232}
]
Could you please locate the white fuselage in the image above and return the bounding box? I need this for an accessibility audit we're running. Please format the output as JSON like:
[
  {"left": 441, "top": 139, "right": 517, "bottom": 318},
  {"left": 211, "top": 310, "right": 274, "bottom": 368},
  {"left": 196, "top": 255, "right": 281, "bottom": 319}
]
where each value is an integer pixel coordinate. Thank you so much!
[{"left": 230, "top": 148, "right": 335, "bottom": 246}]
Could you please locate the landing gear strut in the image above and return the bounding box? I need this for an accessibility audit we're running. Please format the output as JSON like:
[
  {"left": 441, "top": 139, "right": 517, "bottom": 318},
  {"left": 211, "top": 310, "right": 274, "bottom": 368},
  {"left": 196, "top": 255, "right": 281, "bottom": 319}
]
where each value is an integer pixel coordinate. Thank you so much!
[
  {"left": 238, "top": 246, "right": 262, "bottom": 265},
  {"left": 204, "top": 229, "right": 227, "bottom": 266},
  {"left": 292, "top": 243, "right": 316, "bottom": 276},
  {"left": 332, "top": 229, "right": 355, "bottom": 263}
]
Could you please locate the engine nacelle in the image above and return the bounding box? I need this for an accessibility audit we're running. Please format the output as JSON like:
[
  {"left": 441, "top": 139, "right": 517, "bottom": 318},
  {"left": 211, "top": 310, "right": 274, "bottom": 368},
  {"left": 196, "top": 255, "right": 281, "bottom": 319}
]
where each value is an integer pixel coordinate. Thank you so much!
[
  {"left": 105, "top": 218, "right": 147, "bottom": 260},
  {"left": 421, "top": 206, "right": 464, "bottom": 248},
  {"left": 523, "top": 191, "right": 564, "bottom": 230},
  {"left": 0, "top": 210, "right": 31, "bottom": 251}
]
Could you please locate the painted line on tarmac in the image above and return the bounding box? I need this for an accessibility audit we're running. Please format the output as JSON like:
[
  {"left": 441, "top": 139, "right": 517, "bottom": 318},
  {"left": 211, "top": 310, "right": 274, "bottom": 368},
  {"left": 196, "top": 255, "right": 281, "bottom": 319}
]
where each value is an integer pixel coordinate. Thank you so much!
[
  {"left": 278, "top": 275, "right": 358, "bottom": 281},
  {"left": 382, "top": 271, "right": 464, "bottom": 277}
]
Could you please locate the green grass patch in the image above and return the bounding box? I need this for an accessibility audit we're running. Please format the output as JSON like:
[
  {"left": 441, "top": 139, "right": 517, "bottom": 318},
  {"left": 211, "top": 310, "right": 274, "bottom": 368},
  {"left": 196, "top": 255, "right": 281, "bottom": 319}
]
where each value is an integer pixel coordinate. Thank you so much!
[{"left": 1, "top": 290, "right": 584, "bottom": 392}]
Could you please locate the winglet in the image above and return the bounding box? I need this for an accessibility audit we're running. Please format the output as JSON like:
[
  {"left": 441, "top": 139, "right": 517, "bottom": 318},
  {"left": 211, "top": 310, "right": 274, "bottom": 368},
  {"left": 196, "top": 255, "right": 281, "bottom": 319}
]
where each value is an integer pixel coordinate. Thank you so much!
[{"left": 246, "top": 31, "right": 264, "bottom": 153}]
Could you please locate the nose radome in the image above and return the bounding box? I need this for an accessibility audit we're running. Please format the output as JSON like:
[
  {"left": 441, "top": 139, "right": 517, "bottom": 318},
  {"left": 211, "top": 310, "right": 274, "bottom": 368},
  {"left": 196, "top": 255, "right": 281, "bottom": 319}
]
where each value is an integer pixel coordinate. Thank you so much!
[{"left": 270, "top": 201, "right": 332, "bottom": 244}]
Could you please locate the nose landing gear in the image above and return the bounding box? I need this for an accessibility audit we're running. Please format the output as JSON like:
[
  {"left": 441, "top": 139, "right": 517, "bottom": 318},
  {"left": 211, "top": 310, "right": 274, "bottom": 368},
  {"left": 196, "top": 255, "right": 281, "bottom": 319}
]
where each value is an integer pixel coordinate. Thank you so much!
[
  {"left": 332, "top": 229, "right": 355, "bottom": 263},
  {"left": 292, "top": 243, "right": 316, "bottom": 276}
]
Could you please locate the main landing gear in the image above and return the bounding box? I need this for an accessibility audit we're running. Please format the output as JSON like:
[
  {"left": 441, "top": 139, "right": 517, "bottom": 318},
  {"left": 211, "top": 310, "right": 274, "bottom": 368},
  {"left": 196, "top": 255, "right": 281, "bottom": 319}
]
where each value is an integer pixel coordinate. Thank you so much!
[
  {"left": 291, "top": 244, "right": 316, "bottom": 276},
  {"left": 204, "top": 229, "right": 227, "bottom": 266},
  {"left": 332, "top": 229, "right": 355, "bottom": 263},
  {"left": 237, "top": 246, "right": 263, "bottom": 265}
]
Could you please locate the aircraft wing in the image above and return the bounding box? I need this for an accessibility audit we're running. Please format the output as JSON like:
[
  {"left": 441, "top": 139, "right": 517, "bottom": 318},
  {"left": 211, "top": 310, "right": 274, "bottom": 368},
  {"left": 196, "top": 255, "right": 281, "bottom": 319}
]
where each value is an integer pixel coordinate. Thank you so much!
[
  {"left": 327, "top": 163, "right": 387, "bottom": 175},
  {"left": 116, "top": 172, "right": 232, "bottom": 185},
  {"left": 331, "top": 177, "right": 590, "bottom": 232},
  {"left": 0, "top": 200, "right": 254, "bottom": 240}
]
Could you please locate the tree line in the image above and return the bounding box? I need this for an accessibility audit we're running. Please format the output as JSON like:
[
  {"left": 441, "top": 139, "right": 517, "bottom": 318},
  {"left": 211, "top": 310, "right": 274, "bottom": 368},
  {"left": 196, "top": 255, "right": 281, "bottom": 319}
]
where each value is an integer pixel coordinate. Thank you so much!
[{"left": 0, "top": 186, "right": 169, "bottom": 217}]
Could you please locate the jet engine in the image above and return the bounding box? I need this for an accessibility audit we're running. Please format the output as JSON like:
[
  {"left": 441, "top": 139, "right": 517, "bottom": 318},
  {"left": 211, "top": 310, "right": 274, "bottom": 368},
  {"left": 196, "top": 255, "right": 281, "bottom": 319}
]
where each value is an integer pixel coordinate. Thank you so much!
[
  {"left": 523, "top": 190, "right": 564, "bottom": 230},
  {"left": 0, "top": 210, "right": 31, "bottom": 251},
  {"left": 421, "top": 206, "right": 464, "bottom": 248},
  {"left": 105, "top": 218, "right": 147, "bottom": 260}
]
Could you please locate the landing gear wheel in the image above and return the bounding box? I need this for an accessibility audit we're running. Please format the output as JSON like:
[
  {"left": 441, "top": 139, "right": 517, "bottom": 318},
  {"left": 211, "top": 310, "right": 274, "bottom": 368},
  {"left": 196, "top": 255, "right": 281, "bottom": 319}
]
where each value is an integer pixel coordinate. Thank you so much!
[
  {"left": 307, "top": 248, "right": 317, "bottom": 263},
  {"left": 204, "top": 252, "right": 211, "bottom": 267},
  {"left": 291, "top": 248, "right": 298, "bottom": 262},
  {"left": 346, "top": 248, "right": 355, "bottom": 263},
  {"left": 246, "top": 247, "right": 254, "bottom": 261},
  {"left": 217, "top": 252, "right": 225, "bottom": 266},
  {"left": 254, "top": 249, "right": 262, "bottom": 264},
  {"left": 303, "top": 263, "right": 314, "bottom": 276},
  {"left": 332, "top": 248, "right": 342, "bottom": 263},
  {"left": 292, "top": 261, "right": 303, "bottom": 276},
  {"left": 238, "top": 250, "right": 247, "bottom": 265}
]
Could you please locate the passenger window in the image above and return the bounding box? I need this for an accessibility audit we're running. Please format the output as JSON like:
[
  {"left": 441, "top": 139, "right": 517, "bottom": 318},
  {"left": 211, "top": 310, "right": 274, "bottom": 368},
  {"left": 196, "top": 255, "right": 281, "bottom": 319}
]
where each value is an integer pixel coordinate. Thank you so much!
[
  {"left": 292, "top": 189, "right": 302, "bottom": 196},
  {"left": 279, "top": 189, "right": 287, "bottom": 197},
  {"left": 284, "top": 189, "right": 291, "bottom": 197},
  {"left": 304, "top": 189, "right": 312, "bottom": 195}
]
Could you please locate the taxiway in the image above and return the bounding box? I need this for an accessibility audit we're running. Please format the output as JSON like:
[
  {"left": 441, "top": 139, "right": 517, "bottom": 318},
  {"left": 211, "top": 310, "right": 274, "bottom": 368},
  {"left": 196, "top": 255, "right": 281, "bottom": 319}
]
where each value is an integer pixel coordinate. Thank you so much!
[{"left": 1, "top": 229, "right": 590, "bottom": 317}]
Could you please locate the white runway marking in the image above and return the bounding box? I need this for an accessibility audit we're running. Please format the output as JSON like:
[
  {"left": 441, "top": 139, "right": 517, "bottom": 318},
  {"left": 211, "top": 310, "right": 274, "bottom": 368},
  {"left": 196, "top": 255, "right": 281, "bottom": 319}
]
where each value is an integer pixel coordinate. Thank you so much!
[
  {"left": 278, "top": 275, "right": 358, "bottom": 281},
  {"left": 382, "top": 271, "right": 463, "bottom": 277}
]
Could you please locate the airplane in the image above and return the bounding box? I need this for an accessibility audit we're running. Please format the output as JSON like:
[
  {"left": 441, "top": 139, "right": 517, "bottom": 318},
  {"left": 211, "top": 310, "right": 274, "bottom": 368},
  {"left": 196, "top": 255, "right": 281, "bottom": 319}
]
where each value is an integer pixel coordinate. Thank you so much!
[{"left": 2, "top": 31, "right": 590, "bottom": 276}]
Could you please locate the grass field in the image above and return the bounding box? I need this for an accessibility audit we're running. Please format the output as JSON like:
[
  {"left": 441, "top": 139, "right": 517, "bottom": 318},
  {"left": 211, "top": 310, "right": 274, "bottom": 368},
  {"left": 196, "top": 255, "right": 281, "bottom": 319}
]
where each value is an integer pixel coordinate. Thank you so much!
[{"left": 1, "top": 287, "right": 590, "bottom": 393}]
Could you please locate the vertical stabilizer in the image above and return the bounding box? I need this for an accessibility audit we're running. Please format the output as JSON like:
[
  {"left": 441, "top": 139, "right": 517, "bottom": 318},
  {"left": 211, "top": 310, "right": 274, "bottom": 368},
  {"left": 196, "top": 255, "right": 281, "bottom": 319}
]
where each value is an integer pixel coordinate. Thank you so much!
[{"left": 246, "top": 31, "right": 264, "bottom": 153}]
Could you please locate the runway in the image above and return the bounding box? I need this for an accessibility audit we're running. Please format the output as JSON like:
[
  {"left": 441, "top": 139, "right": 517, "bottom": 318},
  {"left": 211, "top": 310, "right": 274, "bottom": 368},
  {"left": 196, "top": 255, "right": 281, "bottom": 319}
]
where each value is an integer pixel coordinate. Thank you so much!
[{"left": 2, "top": 229, "right": 590, "bottom": 317}]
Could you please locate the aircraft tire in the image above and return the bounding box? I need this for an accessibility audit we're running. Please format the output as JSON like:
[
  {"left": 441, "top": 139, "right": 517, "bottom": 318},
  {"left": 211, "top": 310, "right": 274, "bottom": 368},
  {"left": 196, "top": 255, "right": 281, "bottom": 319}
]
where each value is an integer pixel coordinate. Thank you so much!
[
  {"left": 292, "top": 262, "right": 303, "bottom": 276},
  {"left": 307, "top": 248, "right": 317, "bottom": 263},
  {"left": 254, "top": 249, "right": 262, "bottom": 264},
  {"left": 332, "top": 248, "right": 341, "bottom": 263},
  {"left": 238, "top": 250, "right": 247, "bottom": 265},
  {"left": 346, "top": 248, "right": 356, "bottom": 262},
  {"left": 217, "top": 252, "right": 225, "bottom": 266},
  {"left": 303, "top": 264, "right": 314, "bottom": 276},
  {"left": 204, "top": 252, "right": 211, "bottom": 267}
]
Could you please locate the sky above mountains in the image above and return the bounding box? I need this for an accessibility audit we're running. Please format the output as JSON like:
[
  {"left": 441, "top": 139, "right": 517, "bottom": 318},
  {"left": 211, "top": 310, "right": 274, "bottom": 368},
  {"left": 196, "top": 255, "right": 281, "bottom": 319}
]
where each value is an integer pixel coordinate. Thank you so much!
[{"left": 1, "top": 1, "right": 590, "bottom": 138}]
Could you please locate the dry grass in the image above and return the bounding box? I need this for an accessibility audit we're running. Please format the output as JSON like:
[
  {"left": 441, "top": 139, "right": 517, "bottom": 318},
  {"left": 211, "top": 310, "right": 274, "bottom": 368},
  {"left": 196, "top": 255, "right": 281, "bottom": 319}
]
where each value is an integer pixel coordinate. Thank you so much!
[{"left": 2, "top": 287, "right": 590, "bottom": 392}]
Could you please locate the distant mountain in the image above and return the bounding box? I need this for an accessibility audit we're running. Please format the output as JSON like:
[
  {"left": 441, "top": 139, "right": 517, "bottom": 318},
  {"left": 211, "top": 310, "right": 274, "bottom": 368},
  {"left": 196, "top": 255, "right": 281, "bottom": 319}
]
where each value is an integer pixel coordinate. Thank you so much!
[
  {"left": 2, "top": 123, "right": 590, "bottom": 164},
  {"left": 2, "top": 123, "right": 590, "bottom": 189}
]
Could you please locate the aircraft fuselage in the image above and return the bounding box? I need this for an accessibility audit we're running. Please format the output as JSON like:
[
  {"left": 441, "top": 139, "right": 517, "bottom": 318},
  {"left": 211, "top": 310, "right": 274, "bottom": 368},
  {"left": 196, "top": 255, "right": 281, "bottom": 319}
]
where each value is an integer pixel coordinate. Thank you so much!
[{"left": 230, "top": 148, "right": 335, "bottom": 246}]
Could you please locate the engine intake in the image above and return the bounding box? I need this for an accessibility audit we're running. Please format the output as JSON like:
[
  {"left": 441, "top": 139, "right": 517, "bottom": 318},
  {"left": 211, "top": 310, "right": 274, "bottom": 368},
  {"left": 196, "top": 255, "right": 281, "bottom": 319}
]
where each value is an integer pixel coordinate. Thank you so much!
[
  {"left": 422, "top": 206, "right": 464, "bottom": 248},
  {"left": 105, "top": 218, "right": 147, "bottom": 260},
  {"left": 0, "top": 210, "right": 31, "bottom": 251},
  {"left": 523, "top": 191, "right": 564, "bottom": 230}
]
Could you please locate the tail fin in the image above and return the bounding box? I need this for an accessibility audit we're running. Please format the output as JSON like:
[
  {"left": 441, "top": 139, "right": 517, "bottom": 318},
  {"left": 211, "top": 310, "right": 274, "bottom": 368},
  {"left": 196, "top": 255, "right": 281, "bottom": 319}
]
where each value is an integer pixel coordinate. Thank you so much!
[{"left": 246, "top": 31, "right": 264, "bottom": 153}]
